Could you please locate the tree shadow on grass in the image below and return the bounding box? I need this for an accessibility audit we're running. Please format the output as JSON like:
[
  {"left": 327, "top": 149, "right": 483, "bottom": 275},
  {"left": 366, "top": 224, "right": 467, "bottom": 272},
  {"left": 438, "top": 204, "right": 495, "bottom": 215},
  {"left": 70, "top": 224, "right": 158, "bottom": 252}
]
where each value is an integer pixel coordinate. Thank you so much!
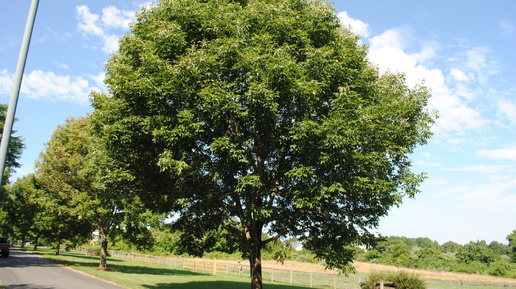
[
  {"left": 142, "top": 281, "right": 309, "bottom": 289},
  {"left": 109, "top": 264, "right": 202, "bottom": 276},
  {"left": 48, "top": 258, "right": 192, "bottom": 276},
  {"left": 37, "top": 250, "right": 123, "bottom": 265}
]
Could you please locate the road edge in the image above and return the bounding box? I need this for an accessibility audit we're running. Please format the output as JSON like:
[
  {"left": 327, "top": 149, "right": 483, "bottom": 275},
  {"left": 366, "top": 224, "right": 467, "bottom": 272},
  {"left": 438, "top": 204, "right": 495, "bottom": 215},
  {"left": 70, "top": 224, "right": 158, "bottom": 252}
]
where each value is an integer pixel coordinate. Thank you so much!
[{"left": 14, "top": 249, "right": 127, "bottom": 289}]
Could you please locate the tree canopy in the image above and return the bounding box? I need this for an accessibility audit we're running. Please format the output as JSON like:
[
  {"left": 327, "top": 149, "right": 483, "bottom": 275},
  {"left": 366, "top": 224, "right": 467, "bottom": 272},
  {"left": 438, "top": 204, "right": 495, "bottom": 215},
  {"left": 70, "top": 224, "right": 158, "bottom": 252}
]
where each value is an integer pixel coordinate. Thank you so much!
[
  {"left": 35, "top": 116, "right": 145, "bottom": 268},
  {"left": 91, "top": 0, "right": 434, "bottom": 287},
  {"left": 1, "top": 174, "right": 43, "bottom": 247},
  {"left": 35, "top": 117, "right": 94, "bottom": 255}
]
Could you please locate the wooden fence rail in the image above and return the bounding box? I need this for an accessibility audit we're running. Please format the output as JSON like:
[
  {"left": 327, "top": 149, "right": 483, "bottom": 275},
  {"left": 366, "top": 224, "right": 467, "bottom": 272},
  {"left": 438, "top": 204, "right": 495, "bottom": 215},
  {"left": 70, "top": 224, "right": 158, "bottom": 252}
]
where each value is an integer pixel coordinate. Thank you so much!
[{"left": 75, "top": 247, "right": 516, "bottom": 289}]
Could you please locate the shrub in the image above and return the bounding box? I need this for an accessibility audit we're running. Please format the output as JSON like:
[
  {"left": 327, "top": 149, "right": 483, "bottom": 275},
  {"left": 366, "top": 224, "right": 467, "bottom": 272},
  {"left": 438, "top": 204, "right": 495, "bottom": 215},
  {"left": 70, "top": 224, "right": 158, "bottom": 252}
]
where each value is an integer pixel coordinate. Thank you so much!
[
  {"left": 360, "top": 271, "right": 427, "bottom": 289},
  {"left": 360, "top": 272, "right": 390, "bottom": 289},
  {"left": 391, "top": 271, "right": 427, "bottom": 289},
  {"left": 488, "top": 260, "right": 511, "bottom": 276},
  {"left": 451, "top": 261, "right": 488, "bottom": 274},
  {"left": 87, "top": 246, "right": 101, "bottom": 256}
]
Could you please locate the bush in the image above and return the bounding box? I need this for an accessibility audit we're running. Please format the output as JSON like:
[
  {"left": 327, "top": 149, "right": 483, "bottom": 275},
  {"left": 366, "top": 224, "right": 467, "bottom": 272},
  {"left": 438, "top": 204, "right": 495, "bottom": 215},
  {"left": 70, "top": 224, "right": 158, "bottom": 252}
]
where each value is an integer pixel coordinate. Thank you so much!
[
  {"left": 87, "top": 246, "right": 102, "bottom": 256},
  {"left": 391, "top": 271, "right": 427, "bottom": 289},
  {"left": 488, "top": 260, "right": 511, "bottom": 276},
  {"left": 203, "top": 251, "right": 242, "bottom": 260},
  {"left": 85, "top": 246, "right": 111, "bottom": 257},
  {"left": 290, "top": 250, "right": 319, "bottom": 263},
  {"left": 360, "top": 272, "right": 390, "bottom": 289},
  {"left": 451, "top": 261, "right": 488, "bottom": 274},
  {"left": 360, "top": 271, "right": 427, "bottom": 289}
]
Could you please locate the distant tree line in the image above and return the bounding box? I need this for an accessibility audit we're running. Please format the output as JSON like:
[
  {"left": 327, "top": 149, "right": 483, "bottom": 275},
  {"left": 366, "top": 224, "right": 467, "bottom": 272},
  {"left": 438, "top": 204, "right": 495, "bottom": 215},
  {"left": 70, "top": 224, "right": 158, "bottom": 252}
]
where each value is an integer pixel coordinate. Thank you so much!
[{"left": 354, "top": 234, "right": 516, "bottom": 278}]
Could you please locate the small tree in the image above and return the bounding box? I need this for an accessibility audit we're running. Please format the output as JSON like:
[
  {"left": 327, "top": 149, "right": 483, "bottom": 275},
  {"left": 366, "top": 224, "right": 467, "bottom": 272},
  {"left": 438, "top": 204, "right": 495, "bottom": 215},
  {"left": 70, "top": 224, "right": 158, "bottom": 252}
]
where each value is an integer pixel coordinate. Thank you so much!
[
  {"left": 4, "top": 175, "right": 44, "bottom": 247},
  {"left": 35, "top": 118, "right": 94, "bottom": 254},
  {"left": 35, "top": 117, "right": 138, "bottom": 266},
  {"left": 91, "top": 0, "right": 435, "bottom": 288}
]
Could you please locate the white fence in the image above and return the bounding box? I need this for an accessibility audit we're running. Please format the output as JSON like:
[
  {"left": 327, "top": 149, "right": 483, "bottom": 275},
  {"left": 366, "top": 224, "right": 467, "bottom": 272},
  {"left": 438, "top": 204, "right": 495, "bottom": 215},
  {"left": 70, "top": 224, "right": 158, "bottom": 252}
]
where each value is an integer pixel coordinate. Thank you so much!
[{"left": 75, "top": 247, "right": 516, "bottom": 289}]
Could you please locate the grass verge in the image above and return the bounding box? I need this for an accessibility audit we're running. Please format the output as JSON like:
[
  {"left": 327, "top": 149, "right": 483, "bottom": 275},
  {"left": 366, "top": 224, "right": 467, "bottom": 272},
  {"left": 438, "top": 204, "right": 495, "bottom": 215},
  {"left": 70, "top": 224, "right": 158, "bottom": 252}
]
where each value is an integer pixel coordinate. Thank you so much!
[{"left": 21, "top": 247, "right": 310, "bottom": 289}]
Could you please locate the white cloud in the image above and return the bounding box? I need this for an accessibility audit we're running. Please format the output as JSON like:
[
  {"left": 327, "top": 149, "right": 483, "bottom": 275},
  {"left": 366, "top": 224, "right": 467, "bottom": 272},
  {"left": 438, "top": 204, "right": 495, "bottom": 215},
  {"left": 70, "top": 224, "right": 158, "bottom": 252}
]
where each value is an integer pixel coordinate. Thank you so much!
[
  {"left": 456, "top": 180, "right": 516, "bottom": 211},
  {"left": 20, "top": 70, "right": 92, "bottom": 103},
  {"left": 414, "top": 160, "right": 441, "bottom": 167},
  {"left": 456, "top": 46, "right": 499, "bottom": 85},
  {"left": 478, "top": 143, "right": 516, "bottom": 161},
  {"left": 35, "top": 28, "right": 72, "bottom": 45},
  {"left": 367, "top": 28, "right": 441, "bottom": 86},
  {"left": 445, "top": 164, "right": 511, "bottom": 174},
  {"left": 454, "top": 83, "right": 474, "bottom": 100},
  {"left": 337, "top": 11, "right": 371, "bottom": 39},
  {"left": 89, "top": 72, "right": 107, "bottom": 91},
  {"left": 139, "top": 2, "right": 155, "bottom": 10},
  {"left": 54, "top": 62, "right": 69, "bottom": 70},
  {"left": 76, "top": 5, "right": 136, "bottom": 54},
  {"left": 1, "top": 69, "right": 102, "bottom": 103},
  {"left": 103, "top": 34, "right": 121, "bottom": 54},
  {"left": 367, "top": 28, "right": 488, "bottom": 135},
  {"left": 102, "top": 6, "right": 134, "bottom": 29},
  {"left": 499, "top": 19, "right": 516, "bottom": 38},
  {"left": 497, "top": 98, "right": 516, "bottom": 126},
  {"left": 427, "top": 174, "right": 516, "bottom": 212},
  {"left": 450, "top": 68, "right": 470, "bottom": 82},
  {"left": 0, "top": 69, "right": 13, "bottom": 94},
  {"left": 77, "top": 5, "right": 104, "bottom": 36}
]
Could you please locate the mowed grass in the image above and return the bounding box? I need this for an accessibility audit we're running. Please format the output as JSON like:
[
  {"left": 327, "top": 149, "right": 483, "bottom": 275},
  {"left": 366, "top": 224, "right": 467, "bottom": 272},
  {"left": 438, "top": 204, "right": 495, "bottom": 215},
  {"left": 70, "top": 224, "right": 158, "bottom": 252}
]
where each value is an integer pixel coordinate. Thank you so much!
[{"left": 21, "top": 247, "right": 310, "bottom": 289}]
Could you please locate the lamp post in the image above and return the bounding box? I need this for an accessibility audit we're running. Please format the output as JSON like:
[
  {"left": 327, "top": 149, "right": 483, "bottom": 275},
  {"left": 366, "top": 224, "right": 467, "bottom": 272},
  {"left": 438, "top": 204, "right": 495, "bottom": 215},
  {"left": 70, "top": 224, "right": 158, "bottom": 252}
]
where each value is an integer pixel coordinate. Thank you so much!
[{"left": 0, "top": 0, "right": 40, "bottom": 193}]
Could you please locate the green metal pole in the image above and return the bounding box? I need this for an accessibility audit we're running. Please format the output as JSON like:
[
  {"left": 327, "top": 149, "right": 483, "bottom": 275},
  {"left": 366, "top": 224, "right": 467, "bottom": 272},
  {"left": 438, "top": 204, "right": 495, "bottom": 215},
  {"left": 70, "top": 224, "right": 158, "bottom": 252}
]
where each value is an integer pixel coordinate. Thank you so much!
[{"left": 0, "top": 0, "right": 40, "bottom": 193}]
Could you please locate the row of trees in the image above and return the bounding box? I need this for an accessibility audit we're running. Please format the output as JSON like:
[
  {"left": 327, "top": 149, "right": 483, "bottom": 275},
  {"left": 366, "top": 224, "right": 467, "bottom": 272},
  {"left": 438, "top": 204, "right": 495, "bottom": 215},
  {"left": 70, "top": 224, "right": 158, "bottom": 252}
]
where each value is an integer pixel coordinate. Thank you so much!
[
  {"left": 0, "top": 116, "right": 159, "bottom": 268},
  {"left": 355, "top": 234, "right": 516, "bottom": 277},
  {"left": 2, "top": 0, "right": 435, "bottom": 288}
]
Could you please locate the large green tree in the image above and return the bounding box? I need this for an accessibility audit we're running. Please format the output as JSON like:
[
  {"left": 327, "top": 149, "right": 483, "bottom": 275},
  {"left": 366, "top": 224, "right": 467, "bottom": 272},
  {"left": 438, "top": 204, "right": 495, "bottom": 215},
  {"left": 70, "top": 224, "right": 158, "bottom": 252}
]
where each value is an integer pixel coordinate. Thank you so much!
[
  {"left": 35, "top": 117, "right": 93, "bottom": 255},
  {"left": 90, "top": 0, "right": 434, "bottom": 288}
]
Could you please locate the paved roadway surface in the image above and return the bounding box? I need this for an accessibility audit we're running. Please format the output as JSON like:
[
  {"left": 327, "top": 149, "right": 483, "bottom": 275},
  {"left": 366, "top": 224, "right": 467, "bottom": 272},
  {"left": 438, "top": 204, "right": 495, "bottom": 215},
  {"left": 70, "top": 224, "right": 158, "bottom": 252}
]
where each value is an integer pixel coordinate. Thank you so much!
[{"left": 0, "top": 249, "right": 124, "bottom": 289}]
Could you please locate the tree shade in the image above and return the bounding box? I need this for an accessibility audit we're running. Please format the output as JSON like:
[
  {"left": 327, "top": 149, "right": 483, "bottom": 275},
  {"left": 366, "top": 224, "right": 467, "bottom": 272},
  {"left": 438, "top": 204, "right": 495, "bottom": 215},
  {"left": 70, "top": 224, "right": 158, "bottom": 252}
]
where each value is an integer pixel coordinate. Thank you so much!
[{"left": 90, "top": 0, "right": 435, "bottom": 288}]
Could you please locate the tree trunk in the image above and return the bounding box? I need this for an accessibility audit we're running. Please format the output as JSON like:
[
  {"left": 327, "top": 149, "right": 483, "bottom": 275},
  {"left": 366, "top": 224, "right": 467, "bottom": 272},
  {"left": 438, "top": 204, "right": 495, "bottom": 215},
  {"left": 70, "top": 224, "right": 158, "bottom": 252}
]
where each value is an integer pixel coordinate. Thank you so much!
[
  {"left": 99, "top": 230, "right": 108, "bottom": 269},
  {"left": 249, "top": 236, "right": 263, "bottom": 289},
  {"left": 55, "top": 233, "right": 61, "bottom": 255},
  {"left": 33, "top": 234, "right": 39, "bottom": 250}
]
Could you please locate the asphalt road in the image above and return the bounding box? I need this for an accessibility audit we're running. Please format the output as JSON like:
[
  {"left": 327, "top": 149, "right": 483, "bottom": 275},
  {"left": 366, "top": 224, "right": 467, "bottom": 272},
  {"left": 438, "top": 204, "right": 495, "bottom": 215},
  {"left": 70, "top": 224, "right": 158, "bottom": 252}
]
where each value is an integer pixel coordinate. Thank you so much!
[{"left": 0, "top": 249, "right": 124, "bottom": 289}]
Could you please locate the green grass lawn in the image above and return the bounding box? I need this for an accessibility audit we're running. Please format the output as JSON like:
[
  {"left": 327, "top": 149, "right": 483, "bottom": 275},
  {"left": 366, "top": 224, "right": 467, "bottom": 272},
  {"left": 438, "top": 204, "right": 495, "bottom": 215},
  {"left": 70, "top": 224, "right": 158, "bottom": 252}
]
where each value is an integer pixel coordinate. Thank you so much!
[
  {"left": 21, "top": 247, "right": 310, "bottom": 289},
  {"left": 19, "top": 247, "right": 516, "bottom": 289}
]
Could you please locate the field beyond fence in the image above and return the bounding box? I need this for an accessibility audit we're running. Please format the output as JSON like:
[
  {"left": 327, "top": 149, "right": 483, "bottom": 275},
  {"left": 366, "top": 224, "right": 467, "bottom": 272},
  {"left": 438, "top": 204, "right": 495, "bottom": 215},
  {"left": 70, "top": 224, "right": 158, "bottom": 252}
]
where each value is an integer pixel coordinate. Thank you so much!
[{"left": 75, "top": 247, "right": 516, "bottom": 289}]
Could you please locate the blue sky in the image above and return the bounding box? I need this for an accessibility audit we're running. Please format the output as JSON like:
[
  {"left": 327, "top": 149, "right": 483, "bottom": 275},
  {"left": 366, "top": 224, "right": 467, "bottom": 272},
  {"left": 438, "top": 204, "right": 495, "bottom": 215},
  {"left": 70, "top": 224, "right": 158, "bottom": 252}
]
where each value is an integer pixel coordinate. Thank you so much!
[{"left": 1, "top": 0, "right": 515, "bottom": 245}]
